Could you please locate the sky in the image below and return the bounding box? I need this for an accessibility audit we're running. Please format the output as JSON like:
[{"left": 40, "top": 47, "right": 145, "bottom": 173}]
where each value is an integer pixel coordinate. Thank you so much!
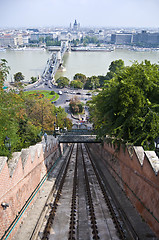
[{"left": 0, "top": 0, "right": 159, "bottom": 29}]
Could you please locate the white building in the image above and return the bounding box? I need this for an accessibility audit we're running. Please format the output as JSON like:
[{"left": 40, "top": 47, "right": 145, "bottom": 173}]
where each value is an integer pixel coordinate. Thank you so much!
[
  {"left": 14, "top": 34, "right": 23, "bottom": 46},
  {"left": 0, "top": 34, "right": 15, "bottom": 47},
  {"left": 23, "top": 35, "right": 29, "bottom": 45}
]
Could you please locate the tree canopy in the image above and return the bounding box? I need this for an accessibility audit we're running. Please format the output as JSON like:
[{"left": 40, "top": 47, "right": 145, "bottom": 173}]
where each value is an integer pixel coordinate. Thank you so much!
[
  {"left": 73, "top": 73, "right": 87, "bottom": 83},
  {"left": 0, "top": 60, "right": 72, "bottom": 156},
  {"left": 69, "top": 96, "right": 84, "bottom": 115},
  {"left": 0, "top": 59, "right": 10, "bottom": 90},
  {"left": 30, "top": 76, "right": 37, "bottom": 84},
  {"left": 70, "top": 80, "right": 84, "bottom": 89},
  {"left": 0, "top": 90, "right": 72, "bottom": 156},
  {"left": 84, "top": 76, "right": 100, "bottom": 90},
  {"left": 14, "top": 72, "right": 24, "bottom": 82},
  {"left": 105, "top": 59, "right": 125, "bottom": 81},
  {"left": 82, "top": 36, "right": 99, "bottom": 45},
  {"left": 89, "top": 60, "right": 159, "bottom": 150},
  {"left": 56, "top": 76, "right": 70, "bottom": 88}
]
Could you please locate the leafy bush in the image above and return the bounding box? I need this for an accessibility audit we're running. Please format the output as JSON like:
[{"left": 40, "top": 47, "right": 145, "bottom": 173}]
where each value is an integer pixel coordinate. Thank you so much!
[{"left": 50, "top": 91, "right": 55, "bottom": 95}]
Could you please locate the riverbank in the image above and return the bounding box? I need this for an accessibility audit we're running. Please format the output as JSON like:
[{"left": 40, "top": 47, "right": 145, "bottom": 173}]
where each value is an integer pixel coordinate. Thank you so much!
[
  {"left": 1, "top": 47, "right": 159, "bottom": 84},
  {"left": 1, "top": 44, "right": 159, "bottom": 52}
]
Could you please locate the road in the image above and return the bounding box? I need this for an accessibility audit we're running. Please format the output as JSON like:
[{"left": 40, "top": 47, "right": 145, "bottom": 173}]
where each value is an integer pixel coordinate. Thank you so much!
[{"left": 24, "top": 79, "right": 92, "bottom": 127}]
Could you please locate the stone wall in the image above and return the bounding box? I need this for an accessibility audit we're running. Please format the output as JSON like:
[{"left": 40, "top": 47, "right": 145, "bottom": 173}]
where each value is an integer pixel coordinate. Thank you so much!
[
  {"left": 0, "top": 136, "right": 60, "bottom": 239},
  {"left": 89, "top": 142, "right": 159, "bottom": 238}
]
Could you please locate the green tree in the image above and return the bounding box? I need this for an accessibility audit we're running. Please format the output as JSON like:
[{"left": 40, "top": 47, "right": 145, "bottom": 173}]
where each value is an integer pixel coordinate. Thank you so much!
[
  {"left": 23, "top": 95, "right": 72, "bottom": 132},
  {"left": 56, "top": 77, "right": 70, "bottom": 88},
  {"left": 0, "top": 60, "right": 72, "bottom": 156},
  {"left": 72, "top": 39, "right": 79, "bottom": 47},
  {"left": 0, "top": 59, "right": 10, "bottom": 90},
  {"left": 82, "top": 36, "right": 99, "bottom": 45},
  {"left": 53, "top": 106, "right": 72, "bottom": 130},
  {"left": 24, "top": 97, "right": 56, "bottom": 131},
  {"left": 98, "top": 75, "right": 107, "bottom": 87},
  {"left": 0, "top": 91, "right": 38, "bottom": 155},
  {"left": 45, "top": 37, "right": 61, "bottom": 46},
  {"left": 39, "top": 37, "right": 45, "bottom": 43},
  {"left": 30, "top": 76, "right": 37, "bottom": 84},
  {"left": 14, "top": 72, "right": 24, "bottom": 82},
  {"left": 73, "top": 73, "right": 87, "bottom": 83},
  {"left": 69, "top": 96, "right": 84, "bottom": 114},
  {"left": 70, "top": 80, "right": 83, "bottom": 89},
  {"left": 109, "top": 59, "right": 124, "bottom": 72},
  {"left": 89, "top": 60, "right": 159, "bottom": 150},
  {"left": 105, "top": 59, "right": 125, "bottom": 80},
  {"left": 16, "top": 117, "right": 41, "bottom": 150},
  {"left": 84, "top": 76, "right": 100, "bottom": 90},
  {"left": 50, "top": 90, "right": 55, "bottom": 95}
]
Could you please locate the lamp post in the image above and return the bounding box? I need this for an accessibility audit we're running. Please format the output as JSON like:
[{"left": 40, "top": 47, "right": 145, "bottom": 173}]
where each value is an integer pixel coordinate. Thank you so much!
[
  {"left": 64, "top": 118, "right": 67, "bottom": 132},
  {"left": 44, "top": 132, "right": 47, "bottom": 143},
  {"left": 4, "top": 136, "right": 11, "bottom": 152},
  {"left": 54, "top": 121, "right": 56, "bottom": 138},
  {"left": 56, "top": 113, "right": 58, "bottom": 128},
  {"left": 155, "top": 137, "right": 159, "bottom": 157},
  {"left": 40, "top": 128, "right": 43, "bottom": 137}
]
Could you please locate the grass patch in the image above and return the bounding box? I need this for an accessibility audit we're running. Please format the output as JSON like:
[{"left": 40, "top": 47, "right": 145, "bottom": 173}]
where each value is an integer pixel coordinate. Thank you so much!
[{"left": 24, "top": 90, "right": 59, "bottom": 101}]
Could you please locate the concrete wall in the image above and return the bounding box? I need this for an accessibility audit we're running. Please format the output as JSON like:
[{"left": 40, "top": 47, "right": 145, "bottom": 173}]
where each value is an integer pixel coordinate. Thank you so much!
[
  {"left": 0, "top": 136, "right": 60, "bottom": 239},
  {"left": 89, "top": 142, "right": 159, "bottom": 238}
]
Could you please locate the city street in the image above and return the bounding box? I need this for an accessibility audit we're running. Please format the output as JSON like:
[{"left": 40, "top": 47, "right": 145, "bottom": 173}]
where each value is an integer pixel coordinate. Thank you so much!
[{"left": 24, "top": 80, "right": 92, "bottom": 127}]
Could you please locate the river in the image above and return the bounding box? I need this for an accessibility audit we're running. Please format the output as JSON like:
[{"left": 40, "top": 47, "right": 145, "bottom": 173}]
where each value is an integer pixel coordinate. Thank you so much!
[
  {"left": 0, "top": 48, "right": 159, "bottom": 82},
  {"left": 0, "top": 49, "right": 50, "bottom": 82}
]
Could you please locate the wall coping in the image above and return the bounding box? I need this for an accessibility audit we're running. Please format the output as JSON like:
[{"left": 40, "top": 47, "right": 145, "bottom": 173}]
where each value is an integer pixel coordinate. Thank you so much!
[
  {"left": 0, "top": 136, "right": 58, "bottom": 177},
  {"left": 0, "top": 157, "right": 8, "bottom": 174},
  {"left": 133, "top": 146, "right": 159, "bottom": 175},
  {"left": 105, "top": 141, "right": 159, "bottom": 175},
  {"left": 133, "top": 146, "right": 145, "bottom": 165},
  {"left": 145, "top": 151, "right": 159, "bottom": 175}
]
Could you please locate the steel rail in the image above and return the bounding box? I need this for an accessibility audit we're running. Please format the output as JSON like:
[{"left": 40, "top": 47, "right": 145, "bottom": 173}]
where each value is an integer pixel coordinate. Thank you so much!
[
  {"left": 68, "top": 144, "right": 78, "bottom": 240},
  {"left": 80, "top": 143, "right": 100, "bottom": 240},
  {"left": 41, "top": 144, "right": 74, "bottom": 240}
]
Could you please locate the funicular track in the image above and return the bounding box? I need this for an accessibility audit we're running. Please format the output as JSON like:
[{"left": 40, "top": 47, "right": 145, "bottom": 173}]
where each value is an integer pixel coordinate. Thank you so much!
[{"left": 37, "top": 143, "right": 140, "bottom": 240}]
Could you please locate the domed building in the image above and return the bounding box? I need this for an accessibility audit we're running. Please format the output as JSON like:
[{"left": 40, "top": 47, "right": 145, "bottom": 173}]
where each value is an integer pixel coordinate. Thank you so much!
[{"left": 73, "top": 20, "right": 80, "bottom": 31}]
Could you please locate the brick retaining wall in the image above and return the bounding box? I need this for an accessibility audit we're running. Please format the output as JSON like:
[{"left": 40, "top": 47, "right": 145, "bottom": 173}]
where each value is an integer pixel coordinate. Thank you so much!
[
  {"left": 89, "top": 142, "right": 159, "bottom": 238},
  {"left": 0, "top": 136, "right": 60, "bottom": 239}
]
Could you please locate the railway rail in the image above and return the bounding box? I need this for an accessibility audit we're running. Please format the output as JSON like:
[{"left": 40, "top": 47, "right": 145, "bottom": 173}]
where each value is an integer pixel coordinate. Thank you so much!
[{"left": 36, "top": 143, "right": 142, "bottom": 240}]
